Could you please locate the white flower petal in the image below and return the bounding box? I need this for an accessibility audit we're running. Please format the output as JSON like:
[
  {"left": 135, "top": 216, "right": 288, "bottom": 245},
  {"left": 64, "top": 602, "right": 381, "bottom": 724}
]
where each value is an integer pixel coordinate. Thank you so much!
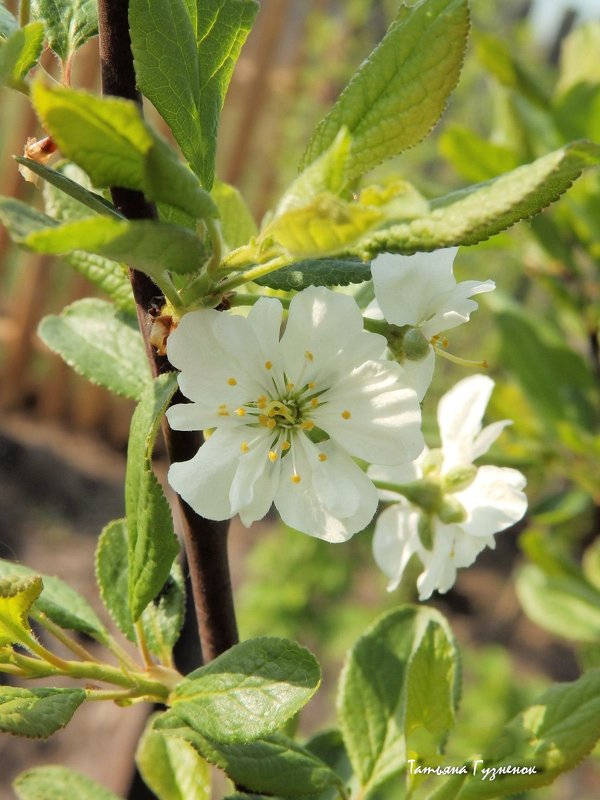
[
  {"left": 438, "top": 374, "right": 494, "bottom": 468},
  {"left": 419, "top": 279, "right": 495, "bottom": 339},
  {"left": 368, "top": 458, "right": 422, "bottom": 501},
  {"left": 401, "top": 348, "right": 436, "bottom": 402},
  {"left": 372, "top": 503, "right": 420, "bottom": 591},
  {"left": 471, "top": 420, "right": 512, "bottom": 461},
  {"left": 294, "top": 435, "right": 360, "bottom": 519},
  {"left": 371, "top": 248, "right": 459, "bottom": 328},
  {"left": 416, "top": 532, "right": 456, "bottom": 600},
  {"left": 275, "top": 438, "right": 378, "bottom": 542},
  {"left": 458, "top": 465, "right": 527, "bottom": 538},
  {"left": 229, "top": 434, "right": 274, "bottom": 518}
]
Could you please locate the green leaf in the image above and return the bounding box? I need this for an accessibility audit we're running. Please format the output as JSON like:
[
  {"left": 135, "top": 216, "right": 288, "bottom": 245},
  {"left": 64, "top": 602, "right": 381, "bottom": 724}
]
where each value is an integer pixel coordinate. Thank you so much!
[
  {"left": 38, "top": 298, "right": 151, "bottom": 400},
  {"left": 156, "top": 713, "right": 342, "bottom": 798},
  {"left": 0, "top": 3, "right": 18, "bottom": 38},
  {"left": 455, "top": 669, "right": 600, "bottom": 798},
  {"left": 136, "top": 720, "right": 211, "bottom": 800},
  {"left": 165, "top": 637, "right": 321, "bottom": 743},
  {"left": 22, "top": 157, "right": 123, "bottom": 218},
  {"left": 474, "top": 31, "right": 550, "bottom": 107},
  {"left": 439, "top": 126, "right": 521, "bottom": 183},
  {"left": 516, "top": 564, "right": 600, "bottom": 644},
  {"left": 96, "top": 519, "right": 185, "bottom": 659},
  {"left": 304, "top": 730, "right": 353, "bottom": 800},
  {"left": 0, "top": 22, "right": 44, "bottom": 91},
  {"left": 14, "top": 766, "right": 122, "bottom": 800},
  {"left": 130, "top": 0, "right": 258, "bottom": 189},
  {"left": 0, "top": 559, "right": 108, "bottom": 644},
  {"left": 212, "top": 179, "right": 257, "bottom": 250},
  {"left": 338, "top": 606, "right": 459, "bottom": 795},
  {"left": 0, "top": 197, "right": 58, "bottom": 241},
  {"left": 301, "top": 0, "right": 469, "bottom": 182},
  {"left": 0, "top": 687, "right": 85, "bottom": 738},
  {"left": 126, "top": 374, "right": 179, "bottom": 621},
  {"left": 352, "top": 141, "right": 600, "bottom": 256},
  {"left": 31, "top": 82, "right": 218, "bottom": 222},
  {"left": 557, "top": 21, "right": 600, "bottom": 96},
  {"left": 0, "top": 575, "right": 42, "bottom": 646},
  {"left": 488, "top": 292, "right": 598, "bottom": 430},
  {"left": 255, "top": 258, "right": 371, "bottom": 291},
  {"left": 32, "top": 0, "right": 98, "bottom": 63}
]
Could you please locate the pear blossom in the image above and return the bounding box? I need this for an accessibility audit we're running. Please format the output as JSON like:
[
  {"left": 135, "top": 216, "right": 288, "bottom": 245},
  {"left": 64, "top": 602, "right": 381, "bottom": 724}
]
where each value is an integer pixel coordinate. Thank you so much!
[
  {"left": 166, "top": 286, "right": 424, "bottom": 542},
  {"left": 368, "top": 248, "right": 495, "bottom": 399},
  {"left": 370, "top": 374, "right": 527, "bottom": 600}
]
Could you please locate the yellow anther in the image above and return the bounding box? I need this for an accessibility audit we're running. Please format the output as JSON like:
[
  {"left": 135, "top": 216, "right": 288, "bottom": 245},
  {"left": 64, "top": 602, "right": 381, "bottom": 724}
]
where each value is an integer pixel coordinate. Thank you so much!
[
  {"left": 259, "top": 414, "right": 270, "bottom": 426},
  {"left": 301, "top": 420, "right": 315, "bottom": 431},
  {"left": 218, "top": 403, "right": 228, "bottom": 410},
  {"left": 282, "top": 440, "right": 291, "bottom": 451},
  {"left": 203, "top": 428, "right": 214, "bottom": 439},
  {"left": 268, "top": 450, "right": 278, "bottom": 463},
  {"left": 308, "top": 382, "right": 315, "bottom": 389},
  {"left": 218, "top": 409, "right": 230, "bottom": 417},
  {"left": 291, "top": 473, "right": 302, "bottom": 484},
  {"left": 265, "top": 360, "right": 273, "bottom": 370},
  {"left": 341, "top": 410, "right": 351, "bottom": 420},
  {"left": 257, "top": 396, "right": 267, "bottom": 409},
  {"left": 310, "top": 398, "right": 319, "bottom": 408},
  {"left": 267, "top": 418, "right": 277, "bottom": 429},
  {"left": 318, "top": 453, "right": 328, "bottom": 462},
  {"left": 235, "top": 407, "right": 246, "bottom": 417},
  {"left": 240, "top": 441, "right": 249, "bottom": 454},
  {"left": 305, "top": 350, "right": 314, "bottom": 362},
  {"left": 227, "top": 377, "right": 237, "bottom": 386},
  {"left": 287, "top": 382, "right": 295, "bottom": 391}
]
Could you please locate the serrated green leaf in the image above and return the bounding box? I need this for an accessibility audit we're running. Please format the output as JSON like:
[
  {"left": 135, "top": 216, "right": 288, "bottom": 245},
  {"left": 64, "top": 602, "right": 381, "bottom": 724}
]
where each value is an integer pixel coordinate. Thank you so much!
[
  {"left": 0, "top": 3, "right": 18, "bottom": 38},
  {"left": 352, "top": 141, "right": 600, "bottom": 256},
  {"left": 38, "top": 298, "right": 150, "bottom": 400},
  {"left": 439, "top": 126, "right": 521, "bottom": 183},
  {"left": 165, "top": 637, "right": 320, "bottom": 744},
  {"left": 26, "top": 216, "right": 208, "bottom": 281},
  {"left": 0, "top": 687, "right": 85, "bottom": 739},
  {"left": 136, "top": 720, "right": 211, "bottom": 800},
  {"left": 0, "top": 575, "right": 43, "bottom": 645},
  {"left": 32, "top": 0, "right": 98, "bottom": 63},
  {"left": 338, "top": 606, "right": 459, "bottom": 795},
  {"left": 212, "top": 179, "right": 257, "bottom": 250},
  {"left": 301, "top": 0, "right": 469, "bottom": 182},
  {"left": 0, "top": 22, "right": 44, "bottom": 91},
  {"left": 157, "top": 713, "right": 339, "bottom": 799},
  {"left": 0, "top": 559, "right": 108, "bottom": 644},
  {"left": 130, "top": 0, "right": 258, "bottom": 189},
  {"left": 96, "top": 519, "right": 184, "bottom": 659},
  {"left": 126, "top": 374, "right": 179, "bottom": 621},
  {"left": 14, "top": 766, "right": 122, "bottom": 800},
  {"left": 31, "top": 82, "right": 218, "bottom": 222},
  {"left": 255, "top": 258, "right": 371, "bottom": 291},
  {"left": 455, "top": 669, "right": 600, "bottom": 798},
  {"left": 516, "top": 564, "right": 600, "bottom": 644}
]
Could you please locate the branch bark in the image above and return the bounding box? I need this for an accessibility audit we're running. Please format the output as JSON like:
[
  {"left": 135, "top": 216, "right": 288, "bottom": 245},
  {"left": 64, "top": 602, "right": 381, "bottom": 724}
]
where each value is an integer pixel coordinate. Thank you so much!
[{"left": 96, "top": 0, "right": 239, "bottom": 663}]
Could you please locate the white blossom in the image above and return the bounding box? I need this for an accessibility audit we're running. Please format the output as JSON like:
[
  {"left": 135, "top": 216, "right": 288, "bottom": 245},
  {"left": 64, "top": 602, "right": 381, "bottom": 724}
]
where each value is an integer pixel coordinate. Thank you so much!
[
  {"left": 370, "top": 374, "right": 527, "bottom": 600},
  {"left": 368, "top": 248, "right": 495, "bottom": 399},
  {"left": 166, "top": 286, "right": 424, "bottom": 542}
]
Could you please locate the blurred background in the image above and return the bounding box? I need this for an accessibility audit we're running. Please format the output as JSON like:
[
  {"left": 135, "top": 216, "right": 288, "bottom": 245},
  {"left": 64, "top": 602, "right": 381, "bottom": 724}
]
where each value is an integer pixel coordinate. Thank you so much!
[{"left": 1, "top": 0, "right": 600, "bottom": 797}]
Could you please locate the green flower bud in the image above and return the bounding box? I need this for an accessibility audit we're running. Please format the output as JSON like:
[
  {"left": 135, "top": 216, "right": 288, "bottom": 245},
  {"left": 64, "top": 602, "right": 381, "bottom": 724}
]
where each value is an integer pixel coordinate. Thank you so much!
[
  {"left": 401, "top": 328, "right": 430, "bottom": 361},
  {"left": 421, "top": 448, "right": 444, "bottom": 478},
  {"left": 438, "top": 496, "right": 467, "bottom": 524},
  {"left": 418, "top": 514, "right": 434, "bottom": 550},
  {"left": 399, "top": 479, "right": 444, "bottom": 513},
  {"left": 443, "top": 465, "right": 477, "bottom": 493}
]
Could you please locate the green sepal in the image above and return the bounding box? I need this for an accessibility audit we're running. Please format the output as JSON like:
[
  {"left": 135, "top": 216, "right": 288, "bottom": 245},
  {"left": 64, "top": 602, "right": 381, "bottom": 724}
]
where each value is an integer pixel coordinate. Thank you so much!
[
  {"left": 0, "top": 687, "right": 85, "bottom": 739},
  {"left": 37, "top": 299, "right": 151, "bottom": 400}
]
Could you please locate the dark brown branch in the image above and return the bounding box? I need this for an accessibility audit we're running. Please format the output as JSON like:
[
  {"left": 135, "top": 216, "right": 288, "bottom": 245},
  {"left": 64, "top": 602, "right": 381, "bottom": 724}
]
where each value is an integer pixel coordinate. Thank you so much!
[{"left": 97, "top": 0, "right": 239, "bottom": 664}]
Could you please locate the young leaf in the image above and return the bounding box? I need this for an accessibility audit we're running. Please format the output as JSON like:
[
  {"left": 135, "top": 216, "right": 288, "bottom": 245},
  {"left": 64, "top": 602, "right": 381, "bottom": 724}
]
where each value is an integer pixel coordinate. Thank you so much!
[
  {"left": 455, "top": 669, "right": 600, "bottom": 798},
  {"left": 26, "top": 216, "right": 208, "bottom": 279},
  {"left": 439, "top": 126, "right": 521, "bottom": 183},
  {"left": 14, "top": 766, "right": 122, "bottom": 800},
  {"left": 338, "top": 606, "right": 459, "bottom": 795},
  {"left": 0, "top": 559, "right": 109, "bottom": 644},
  {"left": 96, "top": 519, "right": 185, "bottom": 659},
  {"left": 0, "top": 3, "right": 18, "bottom": 38},
  {"left": 0, "top": 575, "right": 42, "bottom": 645},
  {"left": 136, "top": 721, "right": 211, "bottom": 800},
  {"left": 255, "top": 258, "right": 371, "bottom": 291},
  {"left": 212, "top": 179, "right": 257, "bottom": 250},
  {"left": 301, "top": 0, "right": 469, "bottom": 182},
  {"left": 0, "top": 22, "right": 44, "bottom": 92},
  {"left": 351, "top": 141, "right": 600, "bottom": 256},
  {"left": 0, "top": 197, "right": 57, "bottom": 241},
  {"left": 32, "top": 0, "right": 98, "bottom": 64},
  {"left": 38, "top": 298, "right": 151, "bottom": 400},
  {"left": 156, "top": 715, "right": 343, "bottom": 799},
  {"left": 31, "top": 82, "right": 218, "bottom": 222},
  {"left": 516, "top": 564, "right": 600, "bottom": 644},
  {"left": 164, "top": 637, "right": 321, "bottom": 743},
  {"left": 126, "top": 374, "right": 179, "bottom": 621},
  {"left": 129, "top": 0, "right": 258, "bottom": 189},
  {"left": 0, "top": 687, "right": 85, "bottom": 738}
]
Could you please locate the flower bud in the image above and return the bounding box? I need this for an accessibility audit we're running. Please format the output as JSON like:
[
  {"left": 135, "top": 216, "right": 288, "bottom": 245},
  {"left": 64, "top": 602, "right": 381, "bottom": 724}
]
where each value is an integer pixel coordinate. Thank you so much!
[
  {"left": 438, "top": 496, "right": 467, "bottom": 524},
  {"left": 386, "top": 325, "right": 430, "bottom": 363},
  {"left": 443, "top": 465, "right": 477, "bottom": 493},
  {"left": 418, "top": 514, "right": 434, "bottom": 550}
]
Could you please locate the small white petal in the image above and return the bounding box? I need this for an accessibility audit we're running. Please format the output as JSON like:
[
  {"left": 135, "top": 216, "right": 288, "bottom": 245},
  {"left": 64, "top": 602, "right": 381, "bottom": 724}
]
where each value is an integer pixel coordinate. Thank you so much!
[
  {"left": 401, "top": 348, "right": 436, "bottom": 402},
  {"left": 471, "top": 419, "right": 512, "bottom": 461},
  {"left": 438, "top": 374, "right": 494, "bottom": 468},
  {"left": 416, "top": 532, "right": 456, "bottom": 600},
  {"left": 372, "top": 503, "right": 421, "bottom": 590},
  {"left": 458, "top": 465, "right": 527, "bottom": 538},
  {"left": 418, "top": 279, "right": 495, "bottom": 339}
]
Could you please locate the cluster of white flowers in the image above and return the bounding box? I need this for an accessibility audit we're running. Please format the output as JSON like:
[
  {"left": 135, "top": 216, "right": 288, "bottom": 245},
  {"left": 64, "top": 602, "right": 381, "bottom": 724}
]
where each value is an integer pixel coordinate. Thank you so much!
[{"left": 166, "top": 248, "right": 527, "bottom": 599}]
